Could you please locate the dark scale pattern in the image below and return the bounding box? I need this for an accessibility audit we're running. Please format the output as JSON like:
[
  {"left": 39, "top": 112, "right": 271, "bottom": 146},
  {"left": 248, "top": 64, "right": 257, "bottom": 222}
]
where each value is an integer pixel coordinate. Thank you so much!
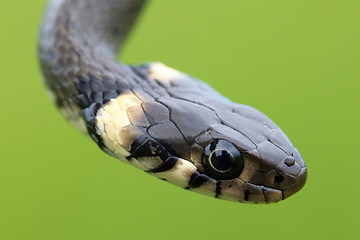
[
  {"left": 149, "top": 157, "right": 178, "bottom": 173},
  {"left": 188, "top": 171, "right": 212, "bottom": 188},
  {"left": 74, "top": 73, "right": 130, "bottom": 109},
  {"left": 215, "top": 181, "right": 222, "bottom": 197}
]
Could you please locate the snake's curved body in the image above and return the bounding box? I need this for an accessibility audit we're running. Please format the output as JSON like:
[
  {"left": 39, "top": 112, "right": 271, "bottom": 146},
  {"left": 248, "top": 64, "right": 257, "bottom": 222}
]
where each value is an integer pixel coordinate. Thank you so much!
[{"left": 39, "top": 0, "right": 307, "bottom": 203}]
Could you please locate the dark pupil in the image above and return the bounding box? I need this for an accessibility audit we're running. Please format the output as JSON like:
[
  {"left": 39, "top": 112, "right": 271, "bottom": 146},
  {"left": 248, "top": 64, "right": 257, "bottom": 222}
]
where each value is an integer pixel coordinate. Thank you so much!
[{"left": 210, "top": 150, "right": 234, "bottom": 172}]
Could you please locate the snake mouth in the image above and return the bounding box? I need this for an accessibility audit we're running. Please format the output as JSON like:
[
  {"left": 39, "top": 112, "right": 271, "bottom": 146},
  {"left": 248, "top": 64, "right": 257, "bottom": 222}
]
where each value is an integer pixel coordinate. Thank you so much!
[{"left": 282, "top": 167, "right": 308, "bottom": 200}]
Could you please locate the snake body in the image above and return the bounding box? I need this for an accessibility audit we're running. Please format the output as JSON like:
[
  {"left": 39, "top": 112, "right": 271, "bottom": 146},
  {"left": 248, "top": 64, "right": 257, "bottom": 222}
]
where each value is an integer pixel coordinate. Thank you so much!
[{"left": 39, "top": 0, "right": 307, "bottom": 203}]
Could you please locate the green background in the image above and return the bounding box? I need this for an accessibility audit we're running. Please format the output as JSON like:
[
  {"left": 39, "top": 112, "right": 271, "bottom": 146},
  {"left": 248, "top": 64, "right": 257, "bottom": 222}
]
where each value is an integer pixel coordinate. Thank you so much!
[{"left": 0, "top": 0, "right": 359, "bottom": 239}]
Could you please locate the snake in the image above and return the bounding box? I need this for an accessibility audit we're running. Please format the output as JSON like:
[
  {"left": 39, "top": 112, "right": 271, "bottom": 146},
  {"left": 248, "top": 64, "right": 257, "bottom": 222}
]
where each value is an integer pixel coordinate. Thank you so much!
[{"left": 38, "top": 0, "right": 307, "bottom": 203}]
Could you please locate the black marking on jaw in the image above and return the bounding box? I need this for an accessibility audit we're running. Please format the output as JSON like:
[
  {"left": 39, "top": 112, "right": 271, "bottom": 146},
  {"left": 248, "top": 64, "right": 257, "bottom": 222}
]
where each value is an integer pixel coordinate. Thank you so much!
[
  {"left": 261, "top": 186, "right": 267, "bottom": 203},
  {"left": 215, "top": 181, "right": 222, "bottom": 198},
  {"left": 131, "top": 137, "right": 170, "bottom": 160},
  {"left": 148, "top": 157, "right": 178, "bottom": 173},
  {"left": 129, "top": 135, "right": 179, "bottom": 172},
  {"left": 188, "top": 171, "right": 212, "bottom": 188},
  {"left": 148, "top": 135, "right": 181, "bottom": 159},
  {"left": 129, "top": 133, "right": 149, "bottom": 155},
  {"left": 244, "top": 188, "right": 251, "bottom": 202}
]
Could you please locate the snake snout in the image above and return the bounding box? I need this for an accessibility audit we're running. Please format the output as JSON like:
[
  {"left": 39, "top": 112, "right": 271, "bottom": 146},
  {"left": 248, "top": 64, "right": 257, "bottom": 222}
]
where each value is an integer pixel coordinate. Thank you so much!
[
  {"left": 252, "top": 145, "right": 307, "bottom": 201},
  {"left": 281, "top": 148, "right": 307, "bottom": 199},
  {"left": 283, "top": 167, "right": 307, "bottom": 199}
]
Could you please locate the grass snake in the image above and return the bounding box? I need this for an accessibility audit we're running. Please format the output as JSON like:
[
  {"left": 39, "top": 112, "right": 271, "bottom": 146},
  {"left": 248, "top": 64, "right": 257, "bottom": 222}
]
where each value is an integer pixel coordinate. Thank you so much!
[{"left": 38, "top": 0, "right": 307, "bottom": 203}]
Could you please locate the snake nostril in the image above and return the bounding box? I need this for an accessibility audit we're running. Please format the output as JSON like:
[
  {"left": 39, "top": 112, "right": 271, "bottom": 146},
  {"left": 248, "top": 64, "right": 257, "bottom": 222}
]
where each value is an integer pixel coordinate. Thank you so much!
[{"left": 274, "top": 173, "right": 284, "bottom": 184}]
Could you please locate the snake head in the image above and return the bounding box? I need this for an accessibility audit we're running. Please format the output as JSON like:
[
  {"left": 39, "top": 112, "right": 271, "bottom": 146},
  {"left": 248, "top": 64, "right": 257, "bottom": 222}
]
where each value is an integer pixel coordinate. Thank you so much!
[
  {"left": 40, "top": 0, "right": 306, "bottom": 204},
  {"left": 89, "top": 62, "right": 306, "bottom": 203},
  {"left": 189, "top": 123, "right": 307, "bottom": 203}
]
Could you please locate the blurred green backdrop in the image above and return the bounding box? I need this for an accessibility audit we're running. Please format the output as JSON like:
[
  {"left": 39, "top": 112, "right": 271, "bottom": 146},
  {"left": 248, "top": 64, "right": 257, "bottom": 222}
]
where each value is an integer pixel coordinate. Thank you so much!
[{"left": 0, "top": 0, "right": 359, "bottom": 239}]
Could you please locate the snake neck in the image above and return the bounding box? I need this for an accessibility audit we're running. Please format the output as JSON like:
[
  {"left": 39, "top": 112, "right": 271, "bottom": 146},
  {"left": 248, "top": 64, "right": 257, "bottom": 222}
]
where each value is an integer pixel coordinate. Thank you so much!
[{"left": 40, "top": 0, "right": 146, "bottom": 58}]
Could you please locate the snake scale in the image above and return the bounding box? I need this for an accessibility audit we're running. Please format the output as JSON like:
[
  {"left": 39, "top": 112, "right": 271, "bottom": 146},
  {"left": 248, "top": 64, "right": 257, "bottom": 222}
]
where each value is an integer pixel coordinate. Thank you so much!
[{"left": 38, "top": 0, "right": 307, "bottom": 203}]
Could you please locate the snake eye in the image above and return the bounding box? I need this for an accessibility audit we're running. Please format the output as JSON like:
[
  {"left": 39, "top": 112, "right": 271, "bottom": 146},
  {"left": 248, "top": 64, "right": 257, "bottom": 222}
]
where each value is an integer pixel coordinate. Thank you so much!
[{"left": 202, "top": 140, "right": 244, "bottom": 180}]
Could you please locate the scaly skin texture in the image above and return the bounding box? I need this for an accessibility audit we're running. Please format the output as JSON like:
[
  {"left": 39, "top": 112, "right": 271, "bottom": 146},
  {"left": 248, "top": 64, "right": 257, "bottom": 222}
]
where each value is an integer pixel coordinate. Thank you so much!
[{"left": 39, "top": 0, "right": 307, "bottom": 203}]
